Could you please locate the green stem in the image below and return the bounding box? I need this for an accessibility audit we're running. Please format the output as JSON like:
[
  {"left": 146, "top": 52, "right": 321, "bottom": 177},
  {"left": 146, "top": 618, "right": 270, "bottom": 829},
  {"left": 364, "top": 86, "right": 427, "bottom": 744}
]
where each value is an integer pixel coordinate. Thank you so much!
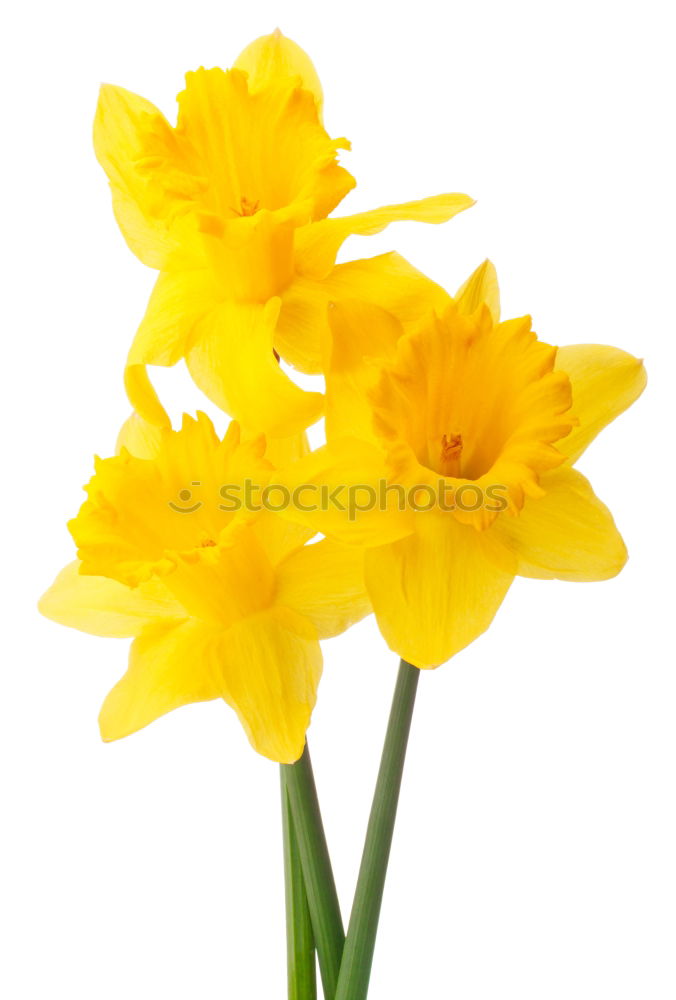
[
  {"left": 334, "top": 659, "right": 420, "bottom": 1000},
  {"left": 280, "top": 773, "right": 317, "bottom": 1000},
  {"left": 282, "top": 744, "right": 345, "bottom": 1000}
]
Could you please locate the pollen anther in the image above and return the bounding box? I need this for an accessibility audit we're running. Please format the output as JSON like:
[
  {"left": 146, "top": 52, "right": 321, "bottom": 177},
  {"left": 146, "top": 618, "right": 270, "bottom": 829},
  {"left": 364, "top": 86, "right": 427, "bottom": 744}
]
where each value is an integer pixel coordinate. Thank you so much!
[
  {"left": 440, "top": 432, "right": 463, "bottom": 477},
  {"left": 235, "top": 196, "right": 260, "bottom": 217}
]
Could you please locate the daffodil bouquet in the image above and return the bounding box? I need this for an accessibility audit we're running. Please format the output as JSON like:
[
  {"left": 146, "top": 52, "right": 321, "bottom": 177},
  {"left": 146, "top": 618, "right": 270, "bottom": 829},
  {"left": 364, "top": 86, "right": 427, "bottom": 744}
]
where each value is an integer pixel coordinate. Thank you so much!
[{"left": 40, "top": 30, "right": 646, "bottom": 1000}]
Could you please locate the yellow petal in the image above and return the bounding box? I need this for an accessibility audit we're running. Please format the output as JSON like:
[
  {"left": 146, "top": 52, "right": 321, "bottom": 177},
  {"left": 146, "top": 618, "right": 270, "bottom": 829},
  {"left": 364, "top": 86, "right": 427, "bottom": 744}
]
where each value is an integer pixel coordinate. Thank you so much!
[
  {"left": 455, "top": 259, "right": 501, "bottom": 323},
  {"left": 116, "top": 412, "right": 164, "bottom": 459},
  {"left": 217, "top": 606, "right": 322, "bottom": 763},
  {"left": 101, "top": 610, "right": 321, "bottom": 762},
  {"left": 177, "top": 68, "right": 353, "bottom": 225},
  {"left": 128, "top": 269, "right": 220, "bottom": 368},
  {"left": 234, "top": 29, "right": 324, "bottom": 117},
  {"left": 491, "top": 467, "right": 628, "bottom": 581},
  {"left": 124, "top": 364, "right": 171, "bottom": 428},
  {"left": 252, "top": 510, "right": 315, "bottom": 568},
  {"left": 93, "top": 85, "right": 183, "bottom": 269},
  {"left": 39, "top": 562, "right": 185, "bottom": 638},
  {"left": 276, "top": 251, "right": 449, "bottom": 374},
  {"left": 102, "top": 612, "right": 322, "bottom": 757},
  {"left": 276, "top": 538, "right": 371, "bottom": 638},
  {"left": 123, "top": 268, "right": 222, "bottom": 426},
  {"left": 71, "top": 414, "right": 270, "bottom": 589},
  {"left": 248, "top": 431, "right": 316, "bottom": 566},
  {"left": 364, "top": 513, "right": 514, "bottom": 668},
  {"left": 294, "top": 193, "right": 475, "bottom": 279},
  {"left": 369, "top": 307, "right": 574, "bottom": 530},
  {"left": 185, "top": 298, "right": 324, "bottom": 436},
  {"left": 263, "top": 430, "right": 310, "bottom": 468},
  {"left": 324, "top": 298, "right": 404, "bottom": 442},
  {"left": 274, "top": 437, "right": 414, "bottom": 545},
  {"left": 99, "top": 619, "right": 229, "bottom": 740},
  {"left": 555, "top": 344, "right": 647, "bottom": 463}
]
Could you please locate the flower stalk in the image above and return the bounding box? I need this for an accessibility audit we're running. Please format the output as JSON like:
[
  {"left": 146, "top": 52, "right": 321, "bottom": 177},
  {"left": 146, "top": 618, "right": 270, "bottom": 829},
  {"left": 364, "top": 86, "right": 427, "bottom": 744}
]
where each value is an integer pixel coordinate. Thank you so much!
[
  {"left": 282, "top": 745, "right": 345, "bottom": 999},
  {"left": 281, "top": 776, "right": 317, "bottom": 1000},
  {"left": 334, "top": 659, "right": 420, "bottom": 1000}
]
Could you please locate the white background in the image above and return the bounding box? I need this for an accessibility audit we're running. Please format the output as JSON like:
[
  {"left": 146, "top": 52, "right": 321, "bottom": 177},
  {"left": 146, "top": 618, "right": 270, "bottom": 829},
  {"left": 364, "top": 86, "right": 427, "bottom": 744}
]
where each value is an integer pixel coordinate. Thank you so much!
[{"left": 2, "top": 1, "right": 674, "bottom": 997}]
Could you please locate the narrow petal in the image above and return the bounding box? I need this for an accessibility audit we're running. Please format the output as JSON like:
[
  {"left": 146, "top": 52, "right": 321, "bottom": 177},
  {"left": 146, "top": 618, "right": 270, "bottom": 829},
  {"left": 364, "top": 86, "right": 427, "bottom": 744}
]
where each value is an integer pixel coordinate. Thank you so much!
[
  {"left": 251, "top": 432, "right": 316, "bottom": 565},
  {"left": 116, "top": 412, "right": 164, "bottom": 459},
  {"left": 276, "top": 538, "right": 371, "bottom": 638},
  {"left": 555, "top": 345, "right": 646, "bottom": 462},
  {"left": 325, "top": 298, "right": 404, "bottom": 442},
  {"left": 234, "top": 29, "right": 324, "bottom": 117},
  {"left": 217, "top": 607, "right": 322, "bottom": 763},
  {"left": 276, "top": 251, "right": 449, "bottom": 374},
  {"left": 124, "top": 364, "right": 171, "bottom": 428},
  {"left": 455, "top": 259, "right": 501, "bottom": 323},
  {"left": 491, "top": 467, "right": 628, "bottom": 581},
  {"left": 364, "top": 513, "right": 514, "bottom": 668},
  {"left": 263, "top": 430, "right": 310, "bottom": 468},
  {"left": 185, "top": 298, "right": 324, "bottom": 436},
  {"left": 294, "top": 193, "right": 475, "bottom": 279},
  {"left": 128, "top": 269, "right": 220, "bottom": 368},
  {"left": 274, "top": 438, "right": 414, "bottom": 545},
  {"left": 39, "top": 562, "right": 186, "bottom": 638},
  {"left": 101, "top": 609, "right": 319, "bottom": 762},
  {"left": 252, "top": 511, "right": 315, "bottom": 568},
  {"left": 123, "top": 268, "right": 221, "bottom": 427},
  {"left": 93, "top": 85, "right": 182, "bottom": 268},
  {"left": 99, "top": 619, "right": 228, "bottom": 739}
]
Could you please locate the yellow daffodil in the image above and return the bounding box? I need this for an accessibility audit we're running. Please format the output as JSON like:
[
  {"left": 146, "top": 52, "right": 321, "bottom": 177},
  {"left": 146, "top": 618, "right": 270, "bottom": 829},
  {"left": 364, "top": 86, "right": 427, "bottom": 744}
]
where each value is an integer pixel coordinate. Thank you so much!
[
  {"left": 39, "top": 413, "right": 370, "bottom": 762},
  {"left": 276, "top": 263, "right": 646, "bottom": 668},
  {"left": 94, "top": 30, "right": 472, "bottom": 437}
]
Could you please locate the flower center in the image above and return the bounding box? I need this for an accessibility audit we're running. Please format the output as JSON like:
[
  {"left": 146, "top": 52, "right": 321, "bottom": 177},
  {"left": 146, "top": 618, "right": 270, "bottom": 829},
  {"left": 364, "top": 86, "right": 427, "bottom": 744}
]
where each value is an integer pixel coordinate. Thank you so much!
[
  {"left": 370, "top": 307, "right": 575, "bottom": 527},
  {"left": 234, "top": 195, "right": 260, "bottom": 217},
  {"left": 439, "top": 433, "right": 463, "bottom": 477}
]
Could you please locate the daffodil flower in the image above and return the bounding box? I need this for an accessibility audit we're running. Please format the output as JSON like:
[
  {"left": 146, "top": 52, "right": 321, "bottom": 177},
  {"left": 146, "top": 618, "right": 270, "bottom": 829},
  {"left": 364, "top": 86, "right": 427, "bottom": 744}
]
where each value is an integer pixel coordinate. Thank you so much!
[
  {"left": 39, "top": 413, "right": 370, "bottom": 761},
  {"left": 94, "top": 30, "right": 472, "bottom": 437},
  {"left": 276, "top": 263, "right": 646, "bottom": 668}
]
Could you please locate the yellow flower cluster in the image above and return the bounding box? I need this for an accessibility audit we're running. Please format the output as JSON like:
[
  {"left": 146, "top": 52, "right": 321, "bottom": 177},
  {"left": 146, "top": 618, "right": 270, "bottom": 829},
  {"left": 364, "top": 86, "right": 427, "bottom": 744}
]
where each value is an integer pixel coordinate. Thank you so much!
[{"left": 40, "top": 30, "right": 645, "bottom": 763}]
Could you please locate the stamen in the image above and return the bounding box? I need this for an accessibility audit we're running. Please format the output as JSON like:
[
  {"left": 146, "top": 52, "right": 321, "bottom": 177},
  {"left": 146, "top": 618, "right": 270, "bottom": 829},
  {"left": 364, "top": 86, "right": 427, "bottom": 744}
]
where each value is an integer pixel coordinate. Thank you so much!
[
  {"left": 233, "top": 196, "right": 260, "bottom": 217},
  {"left": 199, "top": 538, "right": 217, "bottom": 548},
  {"left": 440, "top": 432, "right": 463, "bottom": 477}
]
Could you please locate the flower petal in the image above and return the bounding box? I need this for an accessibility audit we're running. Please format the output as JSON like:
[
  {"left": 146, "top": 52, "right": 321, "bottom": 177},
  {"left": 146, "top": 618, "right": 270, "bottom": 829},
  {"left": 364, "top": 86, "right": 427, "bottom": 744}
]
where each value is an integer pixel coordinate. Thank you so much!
[
  {"left": 217, "top": 607, "right": 322, "bottom": 763},
  {"left": 455, "top": 259, "right": 501, "bottom": 323},
  {"left": 177, "top": 68, "right": 353, "bottom": 224},
  {"left": 70, "top": 415, "right": 269, "bottom": 589},
  {"left": 116, "top": 412, "right": 164, "bottom": 459},
  {"left": 294, "top": 193, "right": 475, "bottom": 279},
  {"left": 246, "top": 433, "right": 316, "bottom": 566},
  {"left": 234, "top": 29, "right": 324, "bottom": 117},
  {"left": 99, "top": 619, "right": 228, "bottom": 739},
  {"left": 185, "top": 298, "right": 324, "bottom": 437},
  {"left": 123, "top": 268, "right": 222, "bottom": 425},
  {"left": 93, "top": 85, "right": 184, "bottom": 268},
  {"left": 364, "top": 513, "right": 514, "bottom": 668},
  {"left": 325, "top": 298, "right": 404, "bottom": 442},
  {"left": 491, "top": 467, "right": 628, "bottom": 581},
  {"left": 99, "top": 607, "right": 321, "bottom": 762},
  {"left": 276, "top": 538, "right": 371, "bottom": 638},
  {"left": 124, "top": 364, "right": 171, "bottom": 428},
  {"left": 129, "top": 269, "right": 220, "bottom": 369},
  {"left": 39, "top": 562, "right": 186, "bottom": 638},
  {"left": 555, "top": 345, "right": 646, "bottom": 463},
  {"left": 276, "top": 251, "right": 449, "bottom": 374},
  {"left": 274, "top": 438, "right": 414, "bottom": 545}
]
